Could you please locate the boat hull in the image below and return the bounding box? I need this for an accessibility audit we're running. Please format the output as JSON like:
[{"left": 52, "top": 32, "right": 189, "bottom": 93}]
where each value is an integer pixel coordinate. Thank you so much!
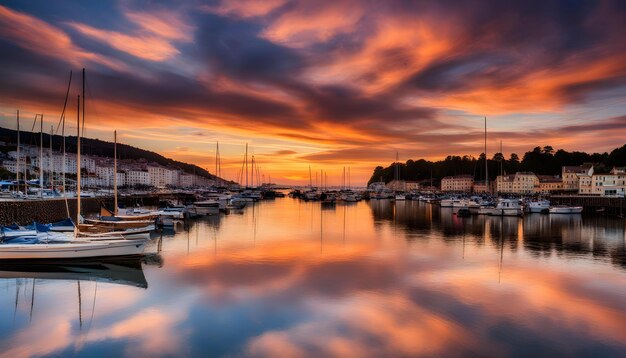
[
  {"left": 0, "top": 240, "right": 147, "bottom": 260},
  {"left": 549, "top": 206, "right": 583, "bottom": 214},
  {"left": 487, "top": 208, "right": 524, "bottom": 216}
]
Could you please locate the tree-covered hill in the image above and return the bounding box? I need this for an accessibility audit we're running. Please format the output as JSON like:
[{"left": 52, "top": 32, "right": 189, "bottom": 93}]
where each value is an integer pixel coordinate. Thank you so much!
[{"left": 368, "top": 144, "right": 626, "bottom": 185}]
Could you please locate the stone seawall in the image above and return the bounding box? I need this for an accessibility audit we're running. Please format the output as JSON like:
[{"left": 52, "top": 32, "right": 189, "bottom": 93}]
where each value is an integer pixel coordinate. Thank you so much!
[
  {"left": 0, "top": 193, "right": 197, "bottom": 226},
  {"left": 0, "top": 198, "right": 104, "bottom": 226}
]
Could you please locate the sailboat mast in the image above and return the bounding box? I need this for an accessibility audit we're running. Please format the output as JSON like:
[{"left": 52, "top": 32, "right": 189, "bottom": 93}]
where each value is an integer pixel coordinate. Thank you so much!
[
  {"left": 49, "top": 125, "right": 53, "bottom": 190},
  {"left": 500, "top": 140, "right": 503, "bottom": 177},
  {"left": 62, "top": 113, "right": 66, "bottom": 194},
  {"left": 245, "top": 143, "right": 248, "bottom": 188},
  {"left": 484, "top": 116, "right": 488, "bottom": 193},
  {"left": 16, "top": 110, "right": 19, "bottom": 191},
  {"left": 114, "top": 130, "right": 118, "bottom": 216},
  {"left": 76, "top": 95, "right": 81, "bottom": 224},
  {"left": 215, "top": 141, "right": 219, "bottom": 178},
  {"left": 39, "top": 114, "right": 43, "bottom": 197}
]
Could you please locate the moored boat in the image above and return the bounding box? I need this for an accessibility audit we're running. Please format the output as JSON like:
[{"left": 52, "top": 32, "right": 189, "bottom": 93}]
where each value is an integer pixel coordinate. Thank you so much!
[
  {"left": 0, "top": 238, "right": 147, "bottom": 260},
  {"left": 549, "top": 205, "right": 583, "bottom": 214},
  {"left": 488, "top": 199, "right": 524, "bottom": 217},
  {"left": 528, "top": 200, "right": 550, "bottom": 213}
]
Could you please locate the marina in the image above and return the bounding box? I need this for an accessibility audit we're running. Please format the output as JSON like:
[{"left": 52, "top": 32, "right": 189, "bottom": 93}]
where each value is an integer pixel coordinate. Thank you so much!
[
  {"left": 1, "top": 1, "right": 626, "bottom": 356},
  {"left": 0, "top": 197, "right": 624, "bottom": 356}
]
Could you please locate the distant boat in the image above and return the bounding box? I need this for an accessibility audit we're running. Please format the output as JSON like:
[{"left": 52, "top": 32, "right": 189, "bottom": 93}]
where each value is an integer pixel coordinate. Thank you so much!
[{"left": 549, "top": 205, "right": 583, "bottom": 214}]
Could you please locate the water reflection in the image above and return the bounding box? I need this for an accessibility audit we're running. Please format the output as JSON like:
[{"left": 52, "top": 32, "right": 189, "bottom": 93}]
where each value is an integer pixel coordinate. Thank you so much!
[{"left": 0, "top": 199, "right": 625, "bottom": 357}]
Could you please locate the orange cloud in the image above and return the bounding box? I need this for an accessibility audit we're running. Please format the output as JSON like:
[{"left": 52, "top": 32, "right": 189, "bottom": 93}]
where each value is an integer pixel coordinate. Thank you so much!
[
  {"left": 0, "top": 5, "right": 125, "bottom": 70},
  {"left": 67, "top": 22, "right": 180, "bottom": 62}
]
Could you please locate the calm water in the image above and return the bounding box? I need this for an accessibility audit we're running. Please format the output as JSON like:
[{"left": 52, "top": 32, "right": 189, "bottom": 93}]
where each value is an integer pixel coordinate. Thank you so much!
[{"left": 1, "top": 199, "right": 625, "bottom": 357}]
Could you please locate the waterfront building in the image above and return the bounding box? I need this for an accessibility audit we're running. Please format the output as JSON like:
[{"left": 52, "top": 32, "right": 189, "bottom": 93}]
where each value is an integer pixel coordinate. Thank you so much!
[
  {"left": 440, "top": 175, "right": 473, "bottom": 192},
  {"left": 562, "top": 164, "right": 594, "bottom": 191},
  {"left": 588, "top": 167, "right": 626, "bottom": 197},
  {"left": 473, "top": 180, "right": 494, "bottom": 193},
  {"left": 496, "top": 172, "right": 538, "bottom": 194},
  {"left": 537, "top": 176, "right": 563, "bottom": 194}
]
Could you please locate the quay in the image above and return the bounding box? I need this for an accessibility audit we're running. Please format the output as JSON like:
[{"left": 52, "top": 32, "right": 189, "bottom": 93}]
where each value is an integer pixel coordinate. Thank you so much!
[{"left": 0, "top": 193, "right": 196, "bottom": 225}]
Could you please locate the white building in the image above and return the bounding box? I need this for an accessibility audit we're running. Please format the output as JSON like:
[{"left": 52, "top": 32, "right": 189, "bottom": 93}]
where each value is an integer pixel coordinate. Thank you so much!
[
  {"left": 126, "top": 170, "right": 151, "bottom": 187},
  {"left": 179, "top": 173, "right": 195, "bottom": 188},
  {"left": 148, "top": 165, "right": 178, "bottom": 188},
  {"left": 588, "top": 167, "right": 626, "bottom": 197}
]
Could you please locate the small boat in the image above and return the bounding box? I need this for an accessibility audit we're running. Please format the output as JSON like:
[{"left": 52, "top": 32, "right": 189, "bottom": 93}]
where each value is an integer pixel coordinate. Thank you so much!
[
  {"left": 395, "top": 193, "right": 406, "bottom": 201},
  {"left": 488, "top": 199, "right": 524, "bottom": 217},
  {"left": 528, "top": 200, "right": 550, "bottom": 213},
  {"left": 549, "top": 205, "right": 583, "bottom": 214},
  {"left": 82, "top": 218, "right": 156, "bottom": 230},
  {"left": 192, "top": 200, "right": 220, "bottom": 215},
  {"left": 0, "top": 238, "right": 147, "bottom": 260}
]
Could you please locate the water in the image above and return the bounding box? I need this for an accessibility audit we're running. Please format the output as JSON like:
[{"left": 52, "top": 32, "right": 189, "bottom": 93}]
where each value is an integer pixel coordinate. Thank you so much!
[{"left": 1, "top": 199, "right": 625, "bottom": 357}]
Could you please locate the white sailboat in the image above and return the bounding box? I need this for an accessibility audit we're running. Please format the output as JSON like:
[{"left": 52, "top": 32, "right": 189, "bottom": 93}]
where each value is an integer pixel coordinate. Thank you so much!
[{"left": 0, "top": 69, "right": 149, "bottom": 259}]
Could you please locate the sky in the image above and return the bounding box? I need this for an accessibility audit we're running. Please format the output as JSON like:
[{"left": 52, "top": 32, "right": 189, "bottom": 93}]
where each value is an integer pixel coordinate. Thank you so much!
[{"left": 0, "top": 0, "right": 625, "bottom": 186}]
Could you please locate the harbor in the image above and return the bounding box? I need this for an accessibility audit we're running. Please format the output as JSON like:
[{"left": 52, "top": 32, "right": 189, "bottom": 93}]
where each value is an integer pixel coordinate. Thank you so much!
[
  {"left": 0, "top": 197, "right": 625, "bottom": 356},
  {"left": 1, "top": 1, "right": 626, "bottom": 356}
]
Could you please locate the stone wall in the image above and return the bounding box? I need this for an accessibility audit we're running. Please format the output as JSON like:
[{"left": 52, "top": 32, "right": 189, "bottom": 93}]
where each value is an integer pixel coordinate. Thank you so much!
[
  {"left": 0, "top": 198, "right": 104, "bottom": 225},
  {"left": 0, "top": 193, "right": 197, "bottom": 225}
]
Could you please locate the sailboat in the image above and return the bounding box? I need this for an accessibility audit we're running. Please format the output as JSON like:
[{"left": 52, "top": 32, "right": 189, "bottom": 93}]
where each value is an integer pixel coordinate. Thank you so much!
[
  {"left": 82, "top": 130, "right": 156, "bottom": 235},
  {"left": 0, "top": 69, "right": 148, "bottom": 259}
]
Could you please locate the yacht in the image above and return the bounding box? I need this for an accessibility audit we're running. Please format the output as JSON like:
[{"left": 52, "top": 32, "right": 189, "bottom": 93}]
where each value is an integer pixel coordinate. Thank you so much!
[
  {"left": 488, "top": 199, "right": 524, "bottom": 216},
  {"left": 528, "top": 200, "right": 550, "bottom": 213}
]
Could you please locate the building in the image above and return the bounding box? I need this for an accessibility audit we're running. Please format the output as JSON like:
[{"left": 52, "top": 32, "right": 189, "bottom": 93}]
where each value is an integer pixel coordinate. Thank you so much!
[
  {"left": 537, "top": 176, "right": 563, "bottom": 194},
  {"left": 562, "top": 164, "right": 594, "bottom": 191},
  {"left": 473, "top": 180, "right": 494, "bottom": 194},
  {"left": 440, "top": 175, "right": 473, "bottom": 192},
  {"left": 588, "top": 167, "right": 626, "bottom": 197},
  {"left": 126, "top": 170, "right": 151, "bottom": 187},
  {"left": 148, "top": 165, "right": 179, "bottom": 188},
  {"left": 496, "top": 172, "right": 538, "bottom": 194}
]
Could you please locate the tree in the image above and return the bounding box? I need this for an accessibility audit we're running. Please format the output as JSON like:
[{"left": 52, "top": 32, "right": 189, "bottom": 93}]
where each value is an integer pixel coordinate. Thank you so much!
[{"left": 542, "top": 145, "right": 554, "bottom": 155}]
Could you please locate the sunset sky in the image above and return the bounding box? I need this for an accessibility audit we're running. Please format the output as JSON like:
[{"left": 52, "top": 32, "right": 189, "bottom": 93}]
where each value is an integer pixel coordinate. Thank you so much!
[{"left": 1, "top": 0, "right": 625, "bottom": 185}]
